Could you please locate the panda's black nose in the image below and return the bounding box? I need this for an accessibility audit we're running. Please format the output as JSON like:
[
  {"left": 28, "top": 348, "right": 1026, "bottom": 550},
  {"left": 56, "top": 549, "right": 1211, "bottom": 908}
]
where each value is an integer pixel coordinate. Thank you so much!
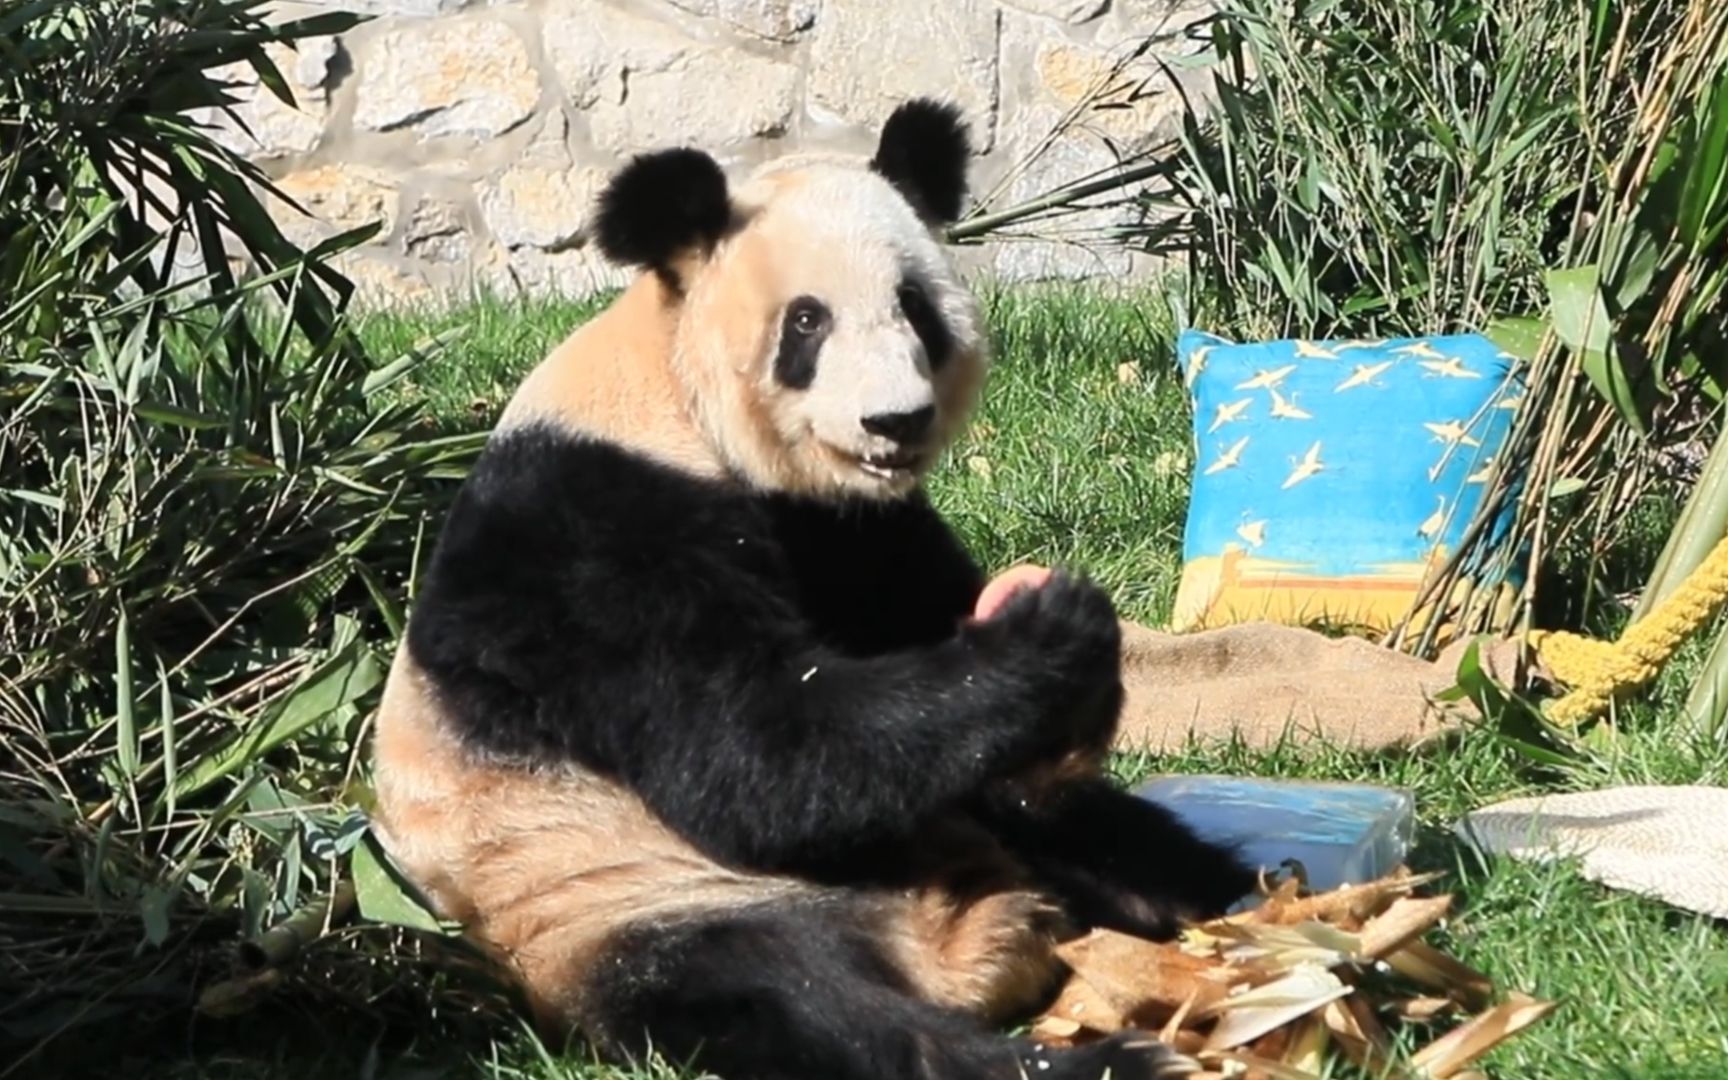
[{"left": 861, "top": 405, "right": 936, "bottom": 444}]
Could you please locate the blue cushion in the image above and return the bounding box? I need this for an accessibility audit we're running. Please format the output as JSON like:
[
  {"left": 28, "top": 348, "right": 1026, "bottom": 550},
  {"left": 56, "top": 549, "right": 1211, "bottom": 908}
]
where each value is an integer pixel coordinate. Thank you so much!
[{"left": 1170, "top": 329, "right": 1526, "bottom": 635}]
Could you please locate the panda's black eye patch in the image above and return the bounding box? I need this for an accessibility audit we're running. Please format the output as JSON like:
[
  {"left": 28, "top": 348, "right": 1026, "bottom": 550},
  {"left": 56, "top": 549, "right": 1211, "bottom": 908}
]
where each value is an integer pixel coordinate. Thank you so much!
[
  {"left": 897, "top": 279, "right": 952, "bottom": 369},
  {"left": 789, "top": 297, "right": 830, "bottom": 337},
  {"left": 775, "top": 295, "right": 832, "bottom": 390}
]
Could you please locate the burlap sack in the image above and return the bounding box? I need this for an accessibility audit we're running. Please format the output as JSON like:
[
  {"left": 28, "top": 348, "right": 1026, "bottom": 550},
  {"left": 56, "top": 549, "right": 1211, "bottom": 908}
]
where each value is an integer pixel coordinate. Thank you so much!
[{"left": 1112, "top": 620, "right": 1527, "bottom": 753}]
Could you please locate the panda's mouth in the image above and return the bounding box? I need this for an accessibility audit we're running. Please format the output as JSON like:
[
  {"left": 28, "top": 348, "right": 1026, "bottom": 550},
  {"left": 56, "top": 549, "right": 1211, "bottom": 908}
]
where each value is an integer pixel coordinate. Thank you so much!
[{"left": 855, "top": 448, "right": 924, "bottom": 479}]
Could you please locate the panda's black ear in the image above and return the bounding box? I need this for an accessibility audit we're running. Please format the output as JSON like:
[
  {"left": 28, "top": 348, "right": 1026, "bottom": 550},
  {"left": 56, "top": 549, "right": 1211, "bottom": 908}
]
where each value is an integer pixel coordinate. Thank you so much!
[
  {"left": 870, "top": 98, "right": 971, "bottom": 225},
  {"left": 593, "top": 148, "right": 732, "bottom": 276}
]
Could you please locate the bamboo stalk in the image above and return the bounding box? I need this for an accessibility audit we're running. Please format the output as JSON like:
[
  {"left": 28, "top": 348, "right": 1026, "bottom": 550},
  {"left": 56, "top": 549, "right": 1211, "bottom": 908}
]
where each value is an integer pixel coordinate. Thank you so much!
[
  {"left": 947, "top": 155, "right": 1179, "bottom": 243},
  {"left": 237, "top": 880, "right": 357, "bottom": 972},
  {"left": 1632, "top": 412, "right": 1728, "bottom": 622},
  {"left": 1680, "top": 622, "right": 1728, "bottom": 740}
]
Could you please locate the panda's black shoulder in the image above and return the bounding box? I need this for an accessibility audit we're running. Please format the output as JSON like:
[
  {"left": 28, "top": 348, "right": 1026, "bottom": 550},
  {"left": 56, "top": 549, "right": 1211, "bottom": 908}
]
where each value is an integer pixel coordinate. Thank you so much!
[
  {"left": 403, "top": 423, "right": 796, "bottom": 753},
  {"left": 434, "top": 422, "right": 756, "bottom": 561},
  {"left": 413, "top": 422, "right": 980, "bottom": 641},
  {"left": 764, "top": 493, "right": 984, "bottom": 654}
]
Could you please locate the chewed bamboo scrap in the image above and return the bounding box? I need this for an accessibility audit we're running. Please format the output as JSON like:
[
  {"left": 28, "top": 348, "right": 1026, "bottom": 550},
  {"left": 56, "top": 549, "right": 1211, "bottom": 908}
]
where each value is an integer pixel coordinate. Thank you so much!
[
  {"left": 1031, "top": 868, "right": 1555, "bottom": 1079},
  {"left": 1409, "top": 993, "right": 1559, "bottom": 1078}
]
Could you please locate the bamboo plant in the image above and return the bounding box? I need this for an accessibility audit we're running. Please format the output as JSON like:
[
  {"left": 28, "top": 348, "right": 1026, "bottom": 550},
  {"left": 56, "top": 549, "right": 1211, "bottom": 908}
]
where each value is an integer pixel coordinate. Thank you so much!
[{"left": 955, "top": 0, "right": 1728, "bottom": 713}]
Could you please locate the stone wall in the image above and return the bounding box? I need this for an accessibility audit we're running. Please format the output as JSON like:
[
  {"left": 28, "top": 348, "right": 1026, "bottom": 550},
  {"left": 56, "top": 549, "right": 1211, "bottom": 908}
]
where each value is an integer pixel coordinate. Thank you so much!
[{"left": 208, "top": 0, "right": 1216, "bottom": 308}]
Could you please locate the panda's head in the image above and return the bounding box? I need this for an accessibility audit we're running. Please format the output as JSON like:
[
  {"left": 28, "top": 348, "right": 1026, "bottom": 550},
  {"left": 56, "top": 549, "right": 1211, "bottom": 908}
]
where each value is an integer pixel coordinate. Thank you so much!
[{"left": 591, "top": 99, "right": 986, "bottom": 501}]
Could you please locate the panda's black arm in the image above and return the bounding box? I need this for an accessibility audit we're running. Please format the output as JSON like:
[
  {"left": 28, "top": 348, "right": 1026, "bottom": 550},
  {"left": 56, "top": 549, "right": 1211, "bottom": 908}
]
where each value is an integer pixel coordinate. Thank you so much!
[
  {"left": 608, "top": 577, "right": 1124, "bottom": 874},
  {"left": 969, "top": 776, "right": 1260, "bottom": 939},
  {"left": 412, "top": 562, "right": 1122, "bottom": 877}
]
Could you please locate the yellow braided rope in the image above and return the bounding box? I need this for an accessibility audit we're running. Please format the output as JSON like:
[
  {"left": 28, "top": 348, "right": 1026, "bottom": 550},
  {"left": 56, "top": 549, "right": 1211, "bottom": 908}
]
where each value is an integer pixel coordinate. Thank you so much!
[{"left": 1528, "top": 531, "right": 1728, "bottom": 725}]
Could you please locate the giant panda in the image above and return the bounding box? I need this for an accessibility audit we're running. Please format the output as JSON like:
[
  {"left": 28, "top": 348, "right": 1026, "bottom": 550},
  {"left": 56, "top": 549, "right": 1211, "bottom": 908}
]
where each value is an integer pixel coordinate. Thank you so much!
[{"left": 370, "top": 98, "right": 1256, "bottom": 1080}]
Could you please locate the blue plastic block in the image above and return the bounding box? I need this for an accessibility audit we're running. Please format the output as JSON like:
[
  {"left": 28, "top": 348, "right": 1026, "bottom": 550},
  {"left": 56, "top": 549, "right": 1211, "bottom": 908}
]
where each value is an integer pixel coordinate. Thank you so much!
[{"left": 1135, "top": 775, "right": 1417, "bottom": 899}]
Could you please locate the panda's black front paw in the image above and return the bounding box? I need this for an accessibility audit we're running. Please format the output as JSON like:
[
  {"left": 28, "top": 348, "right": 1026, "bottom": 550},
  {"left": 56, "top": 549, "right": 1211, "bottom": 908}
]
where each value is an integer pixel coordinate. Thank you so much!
[
  {"left": 976, "top": 778, "right": 1259, "bottom": 942},
  {"left": 982, "top": 569, "right": 1119, "bottom": 658},
  {"left": 963, "top": 569, "right": 1124, "bottom": 759},
  {"left": 1029, "top": 1032, "right": 1199, "bottom": 1080}
]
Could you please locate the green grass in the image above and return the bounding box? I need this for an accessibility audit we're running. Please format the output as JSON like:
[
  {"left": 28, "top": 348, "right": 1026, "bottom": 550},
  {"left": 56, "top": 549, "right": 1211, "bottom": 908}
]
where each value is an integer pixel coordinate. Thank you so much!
[
  {"left": 93, "top": 284, "right": 1728, "bottom": 1080},
  {"left": 354, "top": 291, "right": 614, "bottom": 434}
]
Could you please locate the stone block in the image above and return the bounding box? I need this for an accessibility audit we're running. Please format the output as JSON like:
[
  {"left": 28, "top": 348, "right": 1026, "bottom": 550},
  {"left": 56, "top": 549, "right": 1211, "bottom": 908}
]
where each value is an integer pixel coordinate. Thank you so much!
[
  {"left": 522, "top": 109, "right": 574, "bottom": 167},
  {"left": 589, "top": 51, "right": 799, "bottom": 153},
  {"left": 999, "top": 11, "right": 1194, "bottom": 150},
  {"left": 660, "top": 0, "right": 818, "bottom": 40},
  {"left": 402, "top": 197, "right": 472, "bottom": 263},
  {"left": 987, "top": 104, "right": 1141, "bottom": 282},
  {"left": 478, "top": 163, "right": 609, "bottom": 250},
  {"left": 353, "top": 18, "right": 540, "bottom": 140},
  {"left": 341, "top": 0, "right": 474, "bottom": 14},
  {"left": 1116, "top": 0, "right": 1215, "bottom": 31},
  {"left": 271, "top": 165, "right": 401, "bottom": 250},
  {"left": 199, "top": 38, "right": 336, "bottom": 159},
  {"left": 543, "top": 1, "right": 692, "bottom": 108},
  {"left": 480, "top": 246, "right": 632, "bottom": 299},
  {"left": 806, "top": 0, "right": 1001, "bottom": 153},
  {"left": 544, "top": 1, "right": 798, "bottom": 151},
  {"left": 1000, "top": 0, "right": 1110, "bottom": 22},
  {"left": 333, "top": 252, "right": 437, "bottom": 308}
]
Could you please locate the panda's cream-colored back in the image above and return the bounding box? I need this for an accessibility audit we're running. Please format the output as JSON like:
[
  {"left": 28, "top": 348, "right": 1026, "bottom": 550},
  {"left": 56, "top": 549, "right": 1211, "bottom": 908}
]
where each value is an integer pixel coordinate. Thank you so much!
[
  {"left": 371, "top": 611, "right": 809, "bottom": 1032},
  {"left": 495, "top": 272, "right": 722, "bottom": 479}
]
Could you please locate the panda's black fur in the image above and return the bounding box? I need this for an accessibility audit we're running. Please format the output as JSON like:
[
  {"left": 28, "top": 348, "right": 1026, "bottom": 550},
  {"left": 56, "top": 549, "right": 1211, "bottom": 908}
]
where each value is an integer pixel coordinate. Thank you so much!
[
  {"left": 870, "top": 98, "right": 974, "bottom": 224},
  {"left": 381, "top": 98, "right": 1256, "bottom": 1080},
  {"left": 591, "top": 146, "right": 732, "bottom": 288}
]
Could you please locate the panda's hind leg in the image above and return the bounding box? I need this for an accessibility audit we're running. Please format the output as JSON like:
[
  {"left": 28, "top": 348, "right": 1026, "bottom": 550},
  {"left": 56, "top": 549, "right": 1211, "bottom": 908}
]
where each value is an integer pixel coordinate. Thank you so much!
[{"left": 581, "top": 896, "right": 1194, "bottom": 1080}]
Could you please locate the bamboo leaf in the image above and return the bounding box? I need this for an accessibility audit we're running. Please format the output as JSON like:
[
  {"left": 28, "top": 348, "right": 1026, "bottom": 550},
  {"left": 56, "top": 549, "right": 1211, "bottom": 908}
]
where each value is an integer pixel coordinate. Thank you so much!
[
  {"left": 133, "top": 400, "right": 228, "bottom": 429},
  {"left": 360, "top": 326, "right": 462, "bottom": 399},
  {"left": 1636, "top": 419, "right": 1728, "bottom": 620},
  {"left": 158, "top": 659, "right": 177, "bottom": 823},
  {"left": 1449, "top": 640, "right": 1579, "bottom": 765},
  {"left": 246, "top": 44, "right": 295, "bottom": 109},
  {"left": 1485, "top": 315, "right": 1546, "bottom": 361},
  {"left": 1682, "top": 621, "right": 1728, "bottom": 740},
  {"left": 353, "top": 559, "right": 406, "bottom": 640},
  {"left": 1545, "top": 265, "right": 1611, "bottom": 356},
  {"left": 272, "top": 11, "right": 367, "bottom": 40},
  {"left": 1625, "top": 246, "right": 1670, "bottom": 327},
  {"left": 170, "top": 641, "right": 383, "bottom": 801},
  {"left": 1678, "top": 70, "right": 1728, "bottom": 254},
  {"left": 351, "top": 830, "right": 447, "bottom": 934},
  {"left": 1545, "top": 266, "right": 1646, "bottom": 433},
  {"left": 140, "top": 884, "right": 173, "bottom": 946},
  {"left": 305, "top": 808, "right": 369, "bottom": 862},
  {"left": 114, "top": 607, "right": 138, "bottom": 781}
]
